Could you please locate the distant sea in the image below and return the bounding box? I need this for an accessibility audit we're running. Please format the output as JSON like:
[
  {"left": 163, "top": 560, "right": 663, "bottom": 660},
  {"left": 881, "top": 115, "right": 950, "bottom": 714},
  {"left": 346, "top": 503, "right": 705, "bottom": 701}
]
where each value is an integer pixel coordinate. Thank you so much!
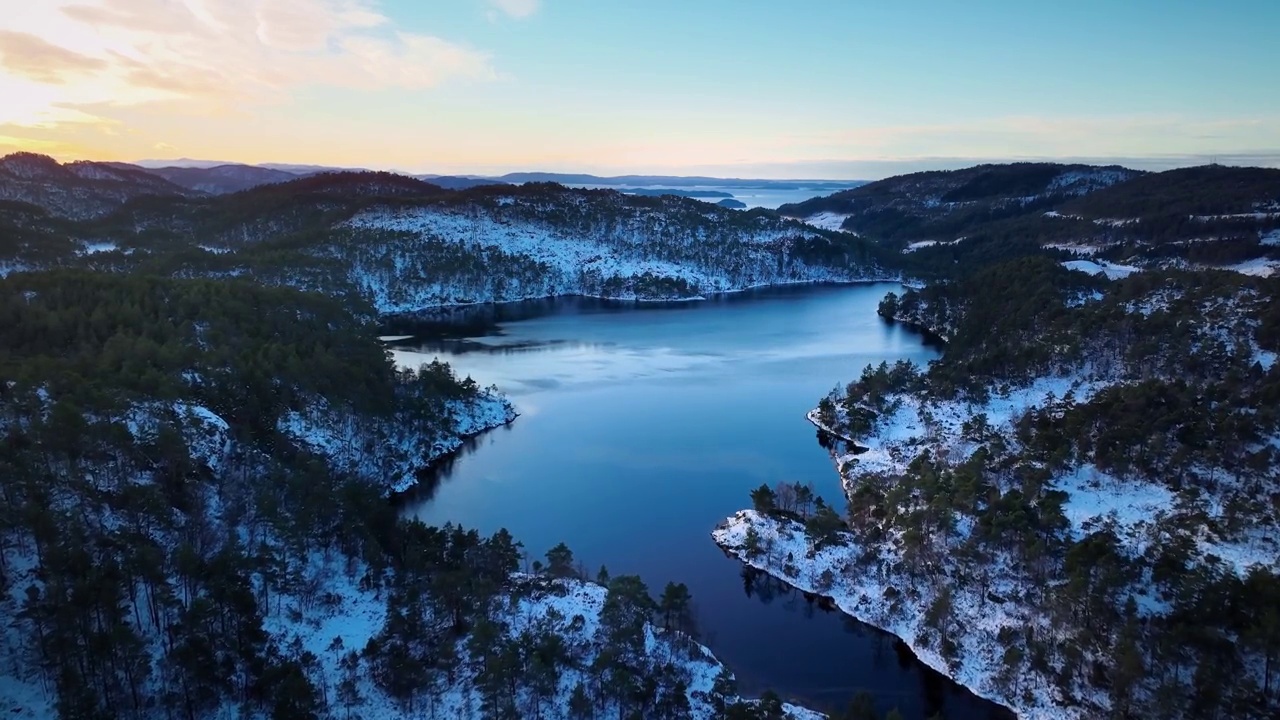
[{"left": 568, "top": 183, "right": 853, "bottom": 210}]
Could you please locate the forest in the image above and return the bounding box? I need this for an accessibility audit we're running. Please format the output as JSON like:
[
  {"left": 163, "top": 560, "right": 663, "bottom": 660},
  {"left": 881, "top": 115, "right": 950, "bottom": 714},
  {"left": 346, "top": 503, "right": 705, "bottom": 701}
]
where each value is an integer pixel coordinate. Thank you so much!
[
  {"left": 749, "top": 257, "right": 1280, "bottom": 718},
  {"left": 0, "top": 271, "right": 837, "bottom": 719}
]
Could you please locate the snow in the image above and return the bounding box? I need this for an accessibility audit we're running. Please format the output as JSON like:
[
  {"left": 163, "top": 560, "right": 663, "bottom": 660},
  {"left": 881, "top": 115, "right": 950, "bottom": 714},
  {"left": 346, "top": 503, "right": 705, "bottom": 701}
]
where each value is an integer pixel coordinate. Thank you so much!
[
  {"left": 1047, "top": 168, "right": 1136, "bottom": 194},
  {"left": 1043, "top": 242, "right": 1105, "bottom": 255},
  {"left": 80, "top": 241, "right": 117, "bottom": 254},
  {"left": 117, "top": 402, "right": 231, "bottom": 471},
  {"left": 0, "top": 547, "right": 54, "bottom": 720},
  {"left": 1192, "top": 212, "right": 1280, "bottom": 221},
  {"left": 832, "top": 373, "right": 1109, "bottom": 482},
  {"left": 903, "top": 238, "right": 966, "bottom": 253},
  {"left": 1256, "top": 349, "right": 1278, "bottom": 371},
  {"left": 1216, "top": 257, "right": 1280, "bottom": 277},
  {"left": 1061, "top": 259, "right": 1139, "bottom": 279},
  {"left": 266, "top": 565, "right": 827, "bottom": 720},
  {"left": 1261, "top": 229, "right": 1280, "bottom": 247},
  {"left": 715, "top": 510, "right": 1077, "bottom": 719},
  {"left": 340, "top": 205, "right": 889, "bottom": 312},
  {"left": 377, "top": 335, "right": 415, "bottom": 342},
  {"left": 1122, "top": 287, "right": 1182, "bottom": 316},
  {"left": 799, "top": 211, "right": 853, "bottom": 232},
  {"left": 276, "top": 390, "right": 517, "bottom": 494},
  {"left": 1055, "top": 465, "right": 1175, "bottom": 544}
]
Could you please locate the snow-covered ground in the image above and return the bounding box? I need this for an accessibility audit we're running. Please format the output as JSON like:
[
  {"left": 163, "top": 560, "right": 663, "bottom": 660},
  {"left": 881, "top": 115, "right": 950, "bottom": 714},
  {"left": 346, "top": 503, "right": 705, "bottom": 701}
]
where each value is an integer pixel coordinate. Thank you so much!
[
  {"left": 263, "top": 562, "right": 826, "bottom": 720},
  {"left": 1043, "top": 242, "right": 1107, "bottom": 255},
  {"left": 715, "top": 510, "right": 1080, "bottom": 719},
  {"left": 1192, "top": 212, "right": 1280, "bottom": 221},
  {"left": 1216, "top": 257, "right": 1280, "bottom": 277},
  {"left": 79, "top": 241, "right": 117, "bottom": 254},
  {"left": 725, "top": 336, "right": 1280, "bottom": 720},
  {"left": 797, "top": 211, "right": 853, "bottom": 232},
  {"left": 1061, "top": 259, "right": 1139, "bottom": 279},
  {"left": 340, "top": 205, "right": 887, "bottom": 312},
  {"left": 829, "top": 373, "right": 1108, "bottom": 482},
  {"left": 278, "top": 390, "right": 517, "bottom": 494},
  {"left": 903, "top": 237, "right": 966, "bottom": 253},
  {"left": 118, "top": 401, "right": 232, "bottom": 471},
  {"left": 1261, "top": 229, "right": 1280, "bottom": 247}
]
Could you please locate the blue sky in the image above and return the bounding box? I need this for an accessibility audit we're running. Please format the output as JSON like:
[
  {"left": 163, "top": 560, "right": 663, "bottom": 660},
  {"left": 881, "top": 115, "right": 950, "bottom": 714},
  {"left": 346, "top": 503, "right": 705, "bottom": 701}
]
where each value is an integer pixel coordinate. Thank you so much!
[{"left": 2, "top": 0, "right": 1277, "bottom": 177}]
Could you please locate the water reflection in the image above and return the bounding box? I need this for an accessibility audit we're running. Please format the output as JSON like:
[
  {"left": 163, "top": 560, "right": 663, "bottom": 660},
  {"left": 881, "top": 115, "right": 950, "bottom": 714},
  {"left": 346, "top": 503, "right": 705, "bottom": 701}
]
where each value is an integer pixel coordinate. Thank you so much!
[{"left": 735, "top": 565, "right": 1013, "bottom": 720}]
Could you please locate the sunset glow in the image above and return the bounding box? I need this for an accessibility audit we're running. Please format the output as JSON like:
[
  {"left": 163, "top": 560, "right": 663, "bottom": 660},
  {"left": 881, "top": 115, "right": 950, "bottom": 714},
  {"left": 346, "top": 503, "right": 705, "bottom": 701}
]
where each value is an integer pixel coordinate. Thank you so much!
[{"left": 2, "top": 0, "right": 1278, "bottom": 177}]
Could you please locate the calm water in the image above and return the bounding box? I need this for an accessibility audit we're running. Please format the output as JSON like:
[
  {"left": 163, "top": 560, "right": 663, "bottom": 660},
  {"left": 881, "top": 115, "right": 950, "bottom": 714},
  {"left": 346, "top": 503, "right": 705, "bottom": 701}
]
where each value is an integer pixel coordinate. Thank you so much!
[
  {"left": 390, "top": 284, "right": 1010, "bottom": 720},
  {"left": 568, "top": 183, "right": 856, "bottom": 209}
]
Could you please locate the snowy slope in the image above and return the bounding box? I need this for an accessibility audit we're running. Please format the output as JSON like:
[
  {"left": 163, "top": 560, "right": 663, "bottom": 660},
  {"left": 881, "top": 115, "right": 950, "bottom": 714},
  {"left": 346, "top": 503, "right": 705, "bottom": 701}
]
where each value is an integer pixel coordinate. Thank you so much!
[
  {"left": 715, "top": 511, "right": 1077, "bottom": 719},
  {"left": 278, "top": 389, "right": 517, "bottom": 494},
  {"left": 262, "top": 565, "right": 826, "bottom": 720},
  {"left": 339, "top": 202, "right": 890, "bottom": 312},
  {"left": 1061, "top": 259, "right": 1139, "bottom": 279}
]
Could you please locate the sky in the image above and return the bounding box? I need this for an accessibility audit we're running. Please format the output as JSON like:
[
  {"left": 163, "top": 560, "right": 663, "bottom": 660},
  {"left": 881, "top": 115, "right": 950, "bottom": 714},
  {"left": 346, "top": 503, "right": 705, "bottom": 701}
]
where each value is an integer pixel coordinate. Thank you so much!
[{"left": 0, "top": 0, "right": 1278, "bottom": 179}]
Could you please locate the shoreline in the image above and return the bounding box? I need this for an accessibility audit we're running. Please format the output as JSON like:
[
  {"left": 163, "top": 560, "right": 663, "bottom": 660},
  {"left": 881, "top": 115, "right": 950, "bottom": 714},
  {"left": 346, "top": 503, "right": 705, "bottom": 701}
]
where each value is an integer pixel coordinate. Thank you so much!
[
  {"left": 378, "top": 276, "right": 907, "bottom": 320},
  {"left": 713, "top": 511, "right": 1034, "bottom": 719},
  {"left": 804, "top": 407, "right": 865, "bottom": 447},
  {"left": 879, "top": 312, "right": 950, "bottom": 344}
]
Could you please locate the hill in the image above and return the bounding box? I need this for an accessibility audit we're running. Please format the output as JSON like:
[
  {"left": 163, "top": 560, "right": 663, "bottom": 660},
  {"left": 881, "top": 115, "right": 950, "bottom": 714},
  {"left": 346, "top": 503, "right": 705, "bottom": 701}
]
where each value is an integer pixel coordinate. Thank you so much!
[
  {"left": 778, "top": 162, "right": 1140, "bottom": 239},
  {"left": 0, "top": 171, "right": 896, "bottom": 312},
  {"left": 720, "top": 255, "right": 1280, "bottom": 719},
  {"left": 0, "top": 152, "right": 198, "bottom": 219},
  {"left": 119, "top": 162, "right": 301, "bottom": 194},
  {"left": 780, "top": 162, "right": 1280, "bottom": 280}
]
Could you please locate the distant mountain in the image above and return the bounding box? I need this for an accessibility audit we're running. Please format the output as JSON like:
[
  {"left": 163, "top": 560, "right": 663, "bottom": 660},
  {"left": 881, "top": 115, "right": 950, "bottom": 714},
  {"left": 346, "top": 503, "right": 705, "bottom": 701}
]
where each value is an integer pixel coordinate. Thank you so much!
[
  {"left": 134, "top": 157, "right": 240, "bottom": 169},
  {"left": 494, "top": 172, "right": 861, "bottom": 191},
  {"left": 621, "top": 188, "right": 734, "bottom": 198},
  {"left": 110, "top": 163, "right": 300, "bottom": 195},
  {"left": 416, "top": 175, "right": 509, "bottom": 190},
  {"left": 259, "top": 162, "right": 367, "bottom": 174},
  {"left": 0, "top": 152, "right": 198, "bottom": 219}
]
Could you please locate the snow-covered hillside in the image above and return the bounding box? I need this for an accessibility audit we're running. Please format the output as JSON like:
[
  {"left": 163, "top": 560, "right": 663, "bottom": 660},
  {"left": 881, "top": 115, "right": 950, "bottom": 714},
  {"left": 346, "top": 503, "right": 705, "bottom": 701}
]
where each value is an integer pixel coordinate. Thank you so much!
[
  {"left": 260, "top": 569, "right": 825, "bottom": 720},
  {"left": 338, "top": 201, "right": 890, "bottom": 312},
  {"left": 279, "top": 388, "right": 517, "bottom": 493},
  {"left": 736, "top": 273, "right": 1280, "bottom": 719},
  {"left": 779, "top": 163, "right": 1142, "bottom": 235}
]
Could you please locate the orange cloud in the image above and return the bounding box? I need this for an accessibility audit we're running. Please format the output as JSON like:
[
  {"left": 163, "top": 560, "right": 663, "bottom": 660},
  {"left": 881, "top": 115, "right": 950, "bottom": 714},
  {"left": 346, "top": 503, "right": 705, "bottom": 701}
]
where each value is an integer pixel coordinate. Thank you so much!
[
  {"left": 0, "top": 0, "right": 497, "bottom": 138},
  {"left": 0, "top": 30, "right": 106, "bottom": 84}
]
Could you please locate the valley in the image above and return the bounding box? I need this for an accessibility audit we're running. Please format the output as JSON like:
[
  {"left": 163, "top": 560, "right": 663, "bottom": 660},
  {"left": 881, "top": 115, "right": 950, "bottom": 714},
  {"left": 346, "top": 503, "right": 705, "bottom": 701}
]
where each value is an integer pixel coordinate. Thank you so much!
[{"left": 1, "top": 154, "right": 1278, "bottom": 720}]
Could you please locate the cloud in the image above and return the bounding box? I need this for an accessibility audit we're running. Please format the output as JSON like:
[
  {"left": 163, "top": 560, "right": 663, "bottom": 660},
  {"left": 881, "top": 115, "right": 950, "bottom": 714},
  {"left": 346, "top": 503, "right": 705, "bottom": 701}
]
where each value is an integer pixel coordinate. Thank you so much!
[
  {"left": 489, "top": 0, "right": 540, "bottom": 19},
  {"left": 0, "top": 1, "right": 496, "bottom": 121},
  {"left": 0, "top": 30, "right": 106, "bottom": 84}
]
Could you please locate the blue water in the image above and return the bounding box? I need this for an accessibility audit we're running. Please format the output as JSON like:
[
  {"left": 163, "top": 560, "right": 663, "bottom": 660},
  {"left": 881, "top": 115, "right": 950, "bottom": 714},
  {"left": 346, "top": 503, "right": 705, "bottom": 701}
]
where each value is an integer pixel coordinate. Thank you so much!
[{"left": 391, "top": 284, "right": 1010, "bottom": 719}]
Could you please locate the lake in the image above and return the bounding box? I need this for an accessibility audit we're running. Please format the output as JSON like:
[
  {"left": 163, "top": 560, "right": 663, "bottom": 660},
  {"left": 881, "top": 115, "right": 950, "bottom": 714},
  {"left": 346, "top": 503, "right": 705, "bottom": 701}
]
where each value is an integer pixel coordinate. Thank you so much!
[
  {"left": 388, "top": 284, "right": 1011, "bottom": 720},
  {"left": 567, "top": 183, "right": 856, "bottom": 210}
]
